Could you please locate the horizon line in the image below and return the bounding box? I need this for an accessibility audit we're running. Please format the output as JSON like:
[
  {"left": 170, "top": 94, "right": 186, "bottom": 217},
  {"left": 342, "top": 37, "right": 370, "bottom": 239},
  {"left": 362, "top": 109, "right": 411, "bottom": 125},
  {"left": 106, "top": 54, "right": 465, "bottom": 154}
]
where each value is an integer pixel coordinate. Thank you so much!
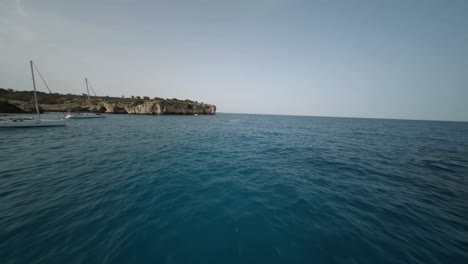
[{"left": 218, "top": 112, "right": 468, "bottom": 123}]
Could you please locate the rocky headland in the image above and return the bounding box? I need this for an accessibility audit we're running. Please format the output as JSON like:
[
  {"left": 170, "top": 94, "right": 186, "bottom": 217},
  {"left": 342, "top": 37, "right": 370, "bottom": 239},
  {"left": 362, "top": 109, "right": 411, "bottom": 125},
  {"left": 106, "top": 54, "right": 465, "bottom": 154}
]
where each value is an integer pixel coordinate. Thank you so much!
[{"left": 0, "top": 88, "right": 216, "bottom": 115}]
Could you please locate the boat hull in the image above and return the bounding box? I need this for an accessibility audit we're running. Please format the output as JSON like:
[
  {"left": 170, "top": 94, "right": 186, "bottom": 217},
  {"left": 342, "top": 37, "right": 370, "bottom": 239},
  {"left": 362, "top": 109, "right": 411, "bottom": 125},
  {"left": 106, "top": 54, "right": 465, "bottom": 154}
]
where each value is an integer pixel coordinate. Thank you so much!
[
  {"left": 65, "top": 114, "right": 105, "bottom": 119},
  {"left": 0, "top": 119, "right": 67, "bottom": 128}
]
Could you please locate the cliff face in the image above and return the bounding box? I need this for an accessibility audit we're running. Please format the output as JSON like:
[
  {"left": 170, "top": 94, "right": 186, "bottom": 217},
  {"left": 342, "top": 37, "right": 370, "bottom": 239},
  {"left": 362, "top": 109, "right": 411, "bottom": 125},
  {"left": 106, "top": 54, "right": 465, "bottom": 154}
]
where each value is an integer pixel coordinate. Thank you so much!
[
  {"left": 0, "top": 100, "right": 26, "bottom": 113},
  {"left": 0, "top": 98, "right": 216, "bottom": 115},
  {"left": 0, "top": 88, "right": 216, "bottom": 115},
  {"left": 0, "top": 99, "right": 44, "bottom": 113},
  {"left": 97, "top": 100, "right": 216, "bottom": 115}
]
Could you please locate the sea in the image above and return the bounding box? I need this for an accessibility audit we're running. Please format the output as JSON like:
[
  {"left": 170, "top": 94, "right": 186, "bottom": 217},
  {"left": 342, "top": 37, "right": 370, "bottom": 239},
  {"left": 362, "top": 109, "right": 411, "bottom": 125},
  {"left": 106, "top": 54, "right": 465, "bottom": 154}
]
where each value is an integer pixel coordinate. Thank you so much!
[{"left": 0, "top": 113, "right": 467, "bottom": 264}]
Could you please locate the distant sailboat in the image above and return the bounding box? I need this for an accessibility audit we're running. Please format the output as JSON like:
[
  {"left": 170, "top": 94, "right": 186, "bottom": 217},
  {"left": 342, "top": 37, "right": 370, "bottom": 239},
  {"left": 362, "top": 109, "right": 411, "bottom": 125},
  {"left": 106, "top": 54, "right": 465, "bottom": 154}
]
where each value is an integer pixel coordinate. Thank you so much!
[
  {"left": 65, "top": 78, "right": 105, "bottom": 119},
  {"left": 0, "top": 61, "right": 66, "bottom": 128}
]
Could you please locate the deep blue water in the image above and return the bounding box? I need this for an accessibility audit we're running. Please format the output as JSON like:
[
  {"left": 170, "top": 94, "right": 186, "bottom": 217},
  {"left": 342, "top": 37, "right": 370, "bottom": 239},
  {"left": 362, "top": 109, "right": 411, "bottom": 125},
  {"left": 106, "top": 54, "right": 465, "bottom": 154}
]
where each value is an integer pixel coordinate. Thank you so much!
[{"left": 0, "top": 113, "right": 467, "bottom": 264}]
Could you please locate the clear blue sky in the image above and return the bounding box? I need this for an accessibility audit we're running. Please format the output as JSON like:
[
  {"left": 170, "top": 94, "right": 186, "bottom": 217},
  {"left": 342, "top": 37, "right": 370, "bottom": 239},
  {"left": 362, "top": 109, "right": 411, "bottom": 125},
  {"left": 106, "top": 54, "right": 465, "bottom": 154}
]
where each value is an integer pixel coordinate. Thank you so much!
[{"left": 1, "top": 0, "right": 467, "bottom": 121}]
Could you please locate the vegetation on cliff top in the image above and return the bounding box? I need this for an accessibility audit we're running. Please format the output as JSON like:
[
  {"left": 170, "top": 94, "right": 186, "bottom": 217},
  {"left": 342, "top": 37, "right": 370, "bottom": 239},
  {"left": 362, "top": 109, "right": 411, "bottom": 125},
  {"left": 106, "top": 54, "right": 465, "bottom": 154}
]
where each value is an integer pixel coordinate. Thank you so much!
[
  {"left": 0, "top": 88, "right": 205, "bottom": 105},
  {"left": 0, "top": 88, "right": 216, "bottom": 115}
]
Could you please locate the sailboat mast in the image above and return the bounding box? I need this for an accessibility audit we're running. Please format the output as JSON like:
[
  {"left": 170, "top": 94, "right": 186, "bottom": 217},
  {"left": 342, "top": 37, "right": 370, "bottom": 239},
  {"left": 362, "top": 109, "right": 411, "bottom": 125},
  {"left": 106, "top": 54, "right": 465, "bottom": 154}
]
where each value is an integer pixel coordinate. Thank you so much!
[
  {"left": 85, "top": 78, "right": 91, "bottom": 106},
  {"left": 30, "top": 60, "right": 40, "bottom": 117}
]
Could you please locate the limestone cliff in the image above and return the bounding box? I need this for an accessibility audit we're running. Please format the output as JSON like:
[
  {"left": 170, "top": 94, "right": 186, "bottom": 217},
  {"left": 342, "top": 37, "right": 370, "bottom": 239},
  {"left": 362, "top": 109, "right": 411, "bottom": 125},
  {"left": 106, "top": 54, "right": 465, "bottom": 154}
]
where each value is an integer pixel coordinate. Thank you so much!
[
  {"left": 0, "top": 89, "right": 216, "bottom": 115},
  {"left": 40, "top": 99, "right": 216, "bottom": 115},
  {"left": 96, "top": 100, "right": 216, "bottom": 115},
  {"left": 0, "top": 99, "right": 44, "bottom": 113}
]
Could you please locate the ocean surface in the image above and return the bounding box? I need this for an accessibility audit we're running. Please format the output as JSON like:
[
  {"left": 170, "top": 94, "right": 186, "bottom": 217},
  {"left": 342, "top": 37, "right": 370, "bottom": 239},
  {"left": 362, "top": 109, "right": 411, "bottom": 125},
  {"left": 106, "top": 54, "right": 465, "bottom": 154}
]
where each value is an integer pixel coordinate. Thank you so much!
[{"left": 0, "top": 113, "right": 467, "bottom": 264}]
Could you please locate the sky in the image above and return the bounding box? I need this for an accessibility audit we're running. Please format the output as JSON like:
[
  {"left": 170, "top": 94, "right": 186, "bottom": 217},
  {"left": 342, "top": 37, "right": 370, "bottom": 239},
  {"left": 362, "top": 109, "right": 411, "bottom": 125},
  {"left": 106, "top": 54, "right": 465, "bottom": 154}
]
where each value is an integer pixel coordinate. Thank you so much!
[{"left": 0, "top": 0, "right": 467, "bottom": 121}]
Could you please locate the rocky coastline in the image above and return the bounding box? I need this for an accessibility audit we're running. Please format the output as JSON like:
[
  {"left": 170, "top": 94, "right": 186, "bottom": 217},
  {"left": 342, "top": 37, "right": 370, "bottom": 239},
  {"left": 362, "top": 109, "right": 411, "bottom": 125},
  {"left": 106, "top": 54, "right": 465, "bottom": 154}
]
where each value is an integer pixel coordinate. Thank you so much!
[{"left": 0, "top": 89, "right": 216, "bottom": 115}]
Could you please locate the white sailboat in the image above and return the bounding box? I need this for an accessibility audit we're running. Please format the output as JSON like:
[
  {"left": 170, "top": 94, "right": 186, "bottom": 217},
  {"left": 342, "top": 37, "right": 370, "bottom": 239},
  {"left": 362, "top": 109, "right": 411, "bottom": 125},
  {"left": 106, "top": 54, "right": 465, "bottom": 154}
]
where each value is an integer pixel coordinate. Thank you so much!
[
  {"left": 0, "top": 61, "right": 66, "bottom": 128},
  {"left": 65, "top": 78, "right": 105, "bottom": 119}
]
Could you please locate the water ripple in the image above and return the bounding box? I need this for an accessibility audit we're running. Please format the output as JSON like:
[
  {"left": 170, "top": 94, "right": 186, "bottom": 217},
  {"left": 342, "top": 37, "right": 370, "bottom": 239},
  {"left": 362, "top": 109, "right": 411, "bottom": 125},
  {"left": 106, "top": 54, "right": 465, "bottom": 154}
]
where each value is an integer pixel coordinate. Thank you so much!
[{"left": 0, "top": 114, "right": 467, "bottom": 263}]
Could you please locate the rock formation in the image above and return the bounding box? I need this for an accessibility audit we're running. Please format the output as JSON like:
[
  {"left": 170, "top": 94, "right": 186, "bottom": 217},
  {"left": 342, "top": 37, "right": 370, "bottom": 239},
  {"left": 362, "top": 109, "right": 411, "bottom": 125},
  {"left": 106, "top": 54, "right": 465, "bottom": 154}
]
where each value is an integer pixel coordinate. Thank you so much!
[
  {"left": 0, "top": 89, "right": 216, "bottom": 115},
  {"left": 0, "top": 99, "right": 44, "bottom": 113},
  {"left": 94, "top": 100, "right": 216, "bottom": 115},
  {"left": 0, "top": 100, "right": 26, "bottom": 113}
]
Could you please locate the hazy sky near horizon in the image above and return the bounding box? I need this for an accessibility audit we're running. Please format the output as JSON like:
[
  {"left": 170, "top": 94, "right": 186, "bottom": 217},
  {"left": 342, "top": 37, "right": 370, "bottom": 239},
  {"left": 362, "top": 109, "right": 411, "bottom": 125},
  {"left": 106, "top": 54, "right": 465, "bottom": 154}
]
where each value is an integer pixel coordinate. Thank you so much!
[{"left": 1, "top": 0, "right": 467, "bottom": 121}]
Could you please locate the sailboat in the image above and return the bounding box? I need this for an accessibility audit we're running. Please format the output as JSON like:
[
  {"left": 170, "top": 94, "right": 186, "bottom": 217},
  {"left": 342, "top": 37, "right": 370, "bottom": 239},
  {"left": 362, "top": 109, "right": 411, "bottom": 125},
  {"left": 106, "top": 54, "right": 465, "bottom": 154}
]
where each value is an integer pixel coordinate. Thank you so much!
[
  {"left": 0, "top": 61, "right": 66, "bottom": 128},
  {"left": 65, "top": 78, "right": 105, "bottom": 119}
]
